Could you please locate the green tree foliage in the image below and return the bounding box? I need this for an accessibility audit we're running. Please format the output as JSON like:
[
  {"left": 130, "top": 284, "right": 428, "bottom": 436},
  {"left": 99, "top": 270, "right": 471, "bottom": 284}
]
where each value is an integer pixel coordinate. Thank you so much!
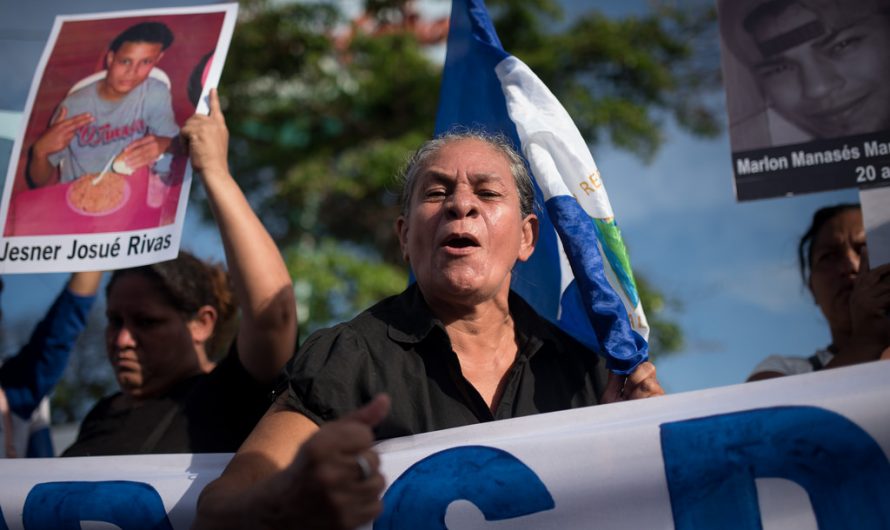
[
  {"left": 636, "top": 274, "right": 683, "bottom": 355},
  {"left": 489, "top": 0, "right": 721, "bottom": 160},
  {"left": 218, "top": 0, "right": 718, "bottom": 348}
]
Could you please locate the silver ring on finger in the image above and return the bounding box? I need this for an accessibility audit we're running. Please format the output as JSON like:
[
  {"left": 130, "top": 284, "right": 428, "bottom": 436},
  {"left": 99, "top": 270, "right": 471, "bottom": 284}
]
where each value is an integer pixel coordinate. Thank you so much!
[{"left": 356, "top": 453, "right": 373, "bottom": 481}]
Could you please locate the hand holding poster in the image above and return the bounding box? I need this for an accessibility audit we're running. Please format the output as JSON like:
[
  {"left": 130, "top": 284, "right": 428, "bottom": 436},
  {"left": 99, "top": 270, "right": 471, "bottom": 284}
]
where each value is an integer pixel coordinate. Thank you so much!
[
  {"left": 0, "top": 4, "right": 238, "bottom": 273},
  {"left": 717, "top": 0, "right": 890, "bottom": 200}
]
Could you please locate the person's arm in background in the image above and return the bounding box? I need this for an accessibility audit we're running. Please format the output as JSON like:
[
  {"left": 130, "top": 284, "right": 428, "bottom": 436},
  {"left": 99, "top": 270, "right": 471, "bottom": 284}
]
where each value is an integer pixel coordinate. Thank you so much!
[
  {"left": 180, "top": 89, "right": 296, "bottom": 383},
  {"left": 0, "top": 271, "right": 102, "bottom": 419}
]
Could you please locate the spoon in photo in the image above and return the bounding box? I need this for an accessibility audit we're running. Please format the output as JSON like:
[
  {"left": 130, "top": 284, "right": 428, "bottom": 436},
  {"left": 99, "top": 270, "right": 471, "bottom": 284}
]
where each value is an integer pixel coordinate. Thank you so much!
[{"left": 91, "top": 151, "right": 118, "bottom": 186}]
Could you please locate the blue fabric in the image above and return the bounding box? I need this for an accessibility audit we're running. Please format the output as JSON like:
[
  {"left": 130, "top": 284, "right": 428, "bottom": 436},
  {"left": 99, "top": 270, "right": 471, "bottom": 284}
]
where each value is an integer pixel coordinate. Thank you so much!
[
  {"left": 0, "top": 284, "right": 96, "bottom": 455},
  {"left": 26, "top": 426, "right": 54, "bottom": 458},
  {"left": 547, "top": 196, "right": 647, "bottom": 373},
  {"left": 435, "top": 0, "right": 647, "bottom": 374}
]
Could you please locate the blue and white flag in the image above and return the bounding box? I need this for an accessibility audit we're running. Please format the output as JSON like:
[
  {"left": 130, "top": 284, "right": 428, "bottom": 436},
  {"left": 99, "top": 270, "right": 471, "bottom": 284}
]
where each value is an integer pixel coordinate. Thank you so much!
[{"left": 435, "top": 0, "right": 648, "bottom": 374}]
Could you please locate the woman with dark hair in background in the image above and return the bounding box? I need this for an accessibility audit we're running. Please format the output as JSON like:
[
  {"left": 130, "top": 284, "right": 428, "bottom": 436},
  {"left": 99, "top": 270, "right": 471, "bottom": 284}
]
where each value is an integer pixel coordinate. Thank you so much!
[
  {"left": 63, "top": 89, "right": 297, "bottom": 455},
  {"left": 748, "top": 203, "right": 890, "bottom": 381}
]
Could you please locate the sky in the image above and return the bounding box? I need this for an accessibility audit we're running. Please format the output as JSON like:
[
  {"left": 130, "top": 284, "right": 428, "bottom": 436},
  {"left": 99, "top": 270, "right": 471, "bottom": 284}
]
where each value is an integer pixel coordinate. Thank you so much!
[{"left": 0, "top": 0, "right": 861, "bottom": 395}]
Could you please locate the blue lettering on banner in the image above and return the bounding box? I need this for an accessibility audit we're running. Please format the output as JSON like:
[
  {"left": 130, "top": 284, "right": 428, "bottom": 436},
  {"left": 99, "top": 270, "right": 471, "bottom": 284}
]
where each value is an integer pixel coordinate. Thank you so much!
[
  {"left": 375, "top": 445, "right": 555, "bottom": 529},
  {"left": 23, "top": 481, "right": 173, "bottom": 530},
  {"left": 660, "top": 406, "right": 890, "bottom": 530}
]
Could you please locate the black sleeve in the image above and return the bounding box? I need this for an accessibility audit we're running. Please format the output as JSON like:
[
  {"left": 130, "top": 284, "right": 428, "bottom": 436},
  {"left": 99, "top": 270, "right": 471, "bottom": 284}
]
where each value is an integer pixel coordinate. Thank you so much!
[
  {"left": 185, "top": 343, "right": 280, "bottom": 453},
  {"left": 285, "top": 323, "right": 375, "bottom": 426}
]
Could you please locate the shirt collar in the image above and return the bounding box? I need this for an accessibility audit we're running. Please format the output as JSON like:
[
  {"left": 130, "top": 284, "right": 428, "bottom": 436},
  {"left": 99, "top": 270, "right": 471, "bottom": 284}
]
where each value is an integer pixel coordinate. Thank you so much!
[
  {"left": 386, "top": 284, "right": 556, "bottom": 359},
  {"left": 385, "top": 283, "right": 438, "bottom": 344}
]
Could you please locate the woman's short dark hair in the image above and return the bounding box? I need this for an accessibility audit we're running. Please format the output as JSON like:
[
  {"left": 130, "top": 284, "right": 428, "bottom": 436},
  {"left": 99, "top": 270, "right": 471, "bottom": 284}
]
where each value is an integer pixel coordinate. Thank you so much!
[
  {"left": 798, "top": 203, "right": 860, "bottom": 284},
  {"left": 397, "top": 130, "right": 537, "bottom": 219},
  {"left": 107, "top": 251, "right": 237, "bottom": 358}
]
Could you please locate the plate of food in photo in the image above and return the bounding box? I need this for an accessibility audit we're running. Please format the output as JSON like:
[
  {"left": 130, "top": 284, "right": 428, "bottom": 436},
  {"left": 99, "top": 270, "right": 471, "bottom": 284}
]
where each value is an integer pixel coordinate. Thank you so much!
[{"left": 66, "top": 172, "right": 131, "bottom": 216}]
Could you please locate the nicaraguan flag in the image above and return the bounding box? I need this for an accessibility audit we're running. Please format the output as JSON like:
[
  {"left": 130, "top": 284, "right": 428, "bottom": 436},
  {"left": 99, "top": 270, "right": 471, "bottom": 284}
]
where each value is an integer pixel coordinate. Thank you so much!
[{"left": 435, "top": 0, "right": 649, "bottom": 374}]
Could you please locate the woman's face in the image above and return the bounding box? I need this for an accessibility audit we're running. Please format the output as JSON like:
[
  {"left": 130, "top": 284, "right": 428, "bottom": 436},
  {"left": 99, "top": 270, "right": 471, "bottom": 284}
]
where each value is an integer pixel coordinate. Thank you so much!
[
  {"left": 809, "top": 209, "right": 865, "bottom": 333},
  {"left": 396, "top": 138, "right": 538, "bottom": 308},
  {"left": 105, "top": 273, "right": 203, "bottom": 399}
]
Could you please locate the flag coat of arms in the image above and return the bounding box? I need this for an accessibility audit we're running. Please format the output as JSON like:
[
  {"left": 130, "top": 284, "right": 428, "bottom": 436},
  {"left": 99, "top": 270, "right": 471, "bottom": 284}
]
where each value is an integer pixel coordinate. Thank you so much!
[{"left": 435, "top": 0, "right": 648, "bottom": 374}]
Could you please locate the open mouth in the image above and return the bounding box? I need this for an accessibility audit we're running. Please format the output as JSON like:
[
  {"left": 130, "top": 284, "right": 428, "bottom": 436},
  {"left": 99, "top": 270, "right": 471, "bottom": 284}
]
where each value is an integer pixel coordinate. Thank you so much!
[{"left": 441, "top": 233, "right": 480, "bottom": 249}]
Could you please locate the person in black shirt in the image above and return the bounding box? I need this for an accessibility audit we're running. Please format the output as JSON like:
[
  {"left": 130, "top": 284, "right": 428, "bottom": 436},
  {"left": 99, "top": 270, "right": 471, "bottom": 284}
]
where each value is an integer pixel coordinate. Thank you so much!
[
  {"left": 193, "top": 131, "right": 664, "bottom": 529},
  {"left": 63, "top": 90, "right": 297, "bottom": 455}
]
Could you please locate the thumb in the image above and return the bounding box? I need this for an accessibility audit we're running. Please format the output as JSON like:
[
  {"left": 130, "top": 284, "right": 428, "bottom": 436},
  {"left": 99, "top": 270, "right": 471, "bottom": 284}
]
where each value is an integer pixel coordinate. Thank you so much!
[
  {"left": 53, "top": 106, "right": 68, "bottom": 125},
  {"left": 208, "top": 88, "right": 223, "bottom": 121},
  {"left": 345, "top": 394, "right": 390, "bottom": 428},
  {"left": 601, "top": 372, "right": 627, "bottom": 404},
  {"left": 860, "top": 245, "right": 871, "bottom": 273}
]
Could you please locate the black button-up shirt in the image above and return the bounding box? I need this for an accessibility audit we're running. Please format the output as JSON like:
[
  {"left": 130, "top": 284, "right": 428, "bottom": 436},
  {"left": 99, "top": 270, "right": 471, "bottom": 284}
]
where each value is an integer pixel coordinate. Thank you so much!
[{"left": 287, "top": 284, "right": 608, "bottom": 440}]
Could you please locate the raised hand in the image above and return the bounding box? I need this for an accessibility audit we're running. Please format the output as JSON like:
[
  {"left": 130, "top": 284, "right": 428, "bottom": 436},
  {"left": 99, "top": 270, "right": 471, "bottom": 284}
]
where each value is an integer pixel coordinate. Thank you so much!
[
  {"left": 180, "top": 88, "right": 229, "bottom": 178},
  {"left": 849, "top": 248, "right": 890, "bottom": 360}
]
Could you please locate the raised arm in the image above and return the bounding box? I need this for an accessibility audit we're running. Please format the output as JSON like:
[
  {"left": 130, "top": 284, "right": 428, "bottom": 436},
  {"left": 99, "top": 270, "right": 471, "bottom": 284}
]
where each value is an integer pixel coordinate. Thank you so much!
[
  {"left": 0, "top": 271, "right": 101, "bottom": 418},
  {"left": 180, "top": 89, "right": 296, "bottom": 383},
  {"left": 194, "top": 394, "right": 390, "bottom": 530}
]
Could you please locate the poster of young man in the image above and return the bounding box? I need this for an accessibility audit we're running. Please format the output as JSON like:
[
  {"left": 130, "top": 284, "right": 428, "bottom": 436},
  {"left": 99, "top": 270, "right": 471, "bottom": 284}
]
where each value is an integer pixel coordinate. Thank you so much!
[
  {"left": 717, "top": 0, "right": 890, "bottom": 201},
  {"left": 0, "top": 4, "right": 237, "bottom": 273}
]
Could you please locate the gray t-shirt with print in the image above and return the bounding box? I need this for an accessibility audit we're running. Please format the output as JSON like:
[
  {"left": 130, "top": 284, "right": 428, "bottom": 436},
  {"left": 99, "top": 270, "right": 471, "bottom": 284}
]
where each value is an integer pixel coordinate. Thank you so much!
[{"left": 47, "top": 77, "right": 179, "bottom": 183}]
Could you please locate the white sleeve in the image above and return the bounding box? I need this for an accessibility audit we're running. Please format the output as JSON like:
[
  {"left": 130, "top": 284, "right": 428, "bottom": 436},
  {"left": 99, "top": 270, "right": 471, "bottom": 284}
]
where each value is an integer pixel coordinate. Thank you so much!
[{"left": 749, "top": 354, "right": 814, "bottom": 377}]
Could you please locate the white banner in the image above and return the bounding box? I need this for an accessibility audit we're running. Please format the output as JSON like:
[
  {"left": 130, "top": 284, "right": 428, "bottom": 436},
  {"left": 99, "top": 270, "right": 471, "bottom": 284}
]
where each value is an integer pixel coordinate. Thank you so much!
[{"left": 2, "top": 361, "right": 889, "bottom": 529}]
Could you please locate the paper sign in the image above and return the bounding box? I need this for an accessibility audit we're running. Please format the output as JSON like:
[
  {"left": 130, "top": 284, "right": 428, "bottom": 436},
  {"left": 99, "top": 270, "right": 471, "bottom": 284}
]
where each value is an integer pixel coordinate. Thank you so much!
[
  {"left": 0, "top": 4, "right": 238, "bottom": 273},
  {"left": 716, "top": 0, "right": 890, "bottom": 201},
  {"left": 861, "top": 185, "right": 890, "bottom": 268}
]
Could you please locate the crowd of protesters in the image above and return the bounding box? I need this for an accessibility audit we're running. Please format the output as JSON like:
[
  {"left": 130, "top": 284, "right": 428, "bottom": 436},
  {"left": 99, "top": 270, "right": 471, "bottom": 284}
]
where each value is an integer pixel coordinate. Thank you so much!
[{"left": 1, "top": 88, "right": 888, "bottom": 530}]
